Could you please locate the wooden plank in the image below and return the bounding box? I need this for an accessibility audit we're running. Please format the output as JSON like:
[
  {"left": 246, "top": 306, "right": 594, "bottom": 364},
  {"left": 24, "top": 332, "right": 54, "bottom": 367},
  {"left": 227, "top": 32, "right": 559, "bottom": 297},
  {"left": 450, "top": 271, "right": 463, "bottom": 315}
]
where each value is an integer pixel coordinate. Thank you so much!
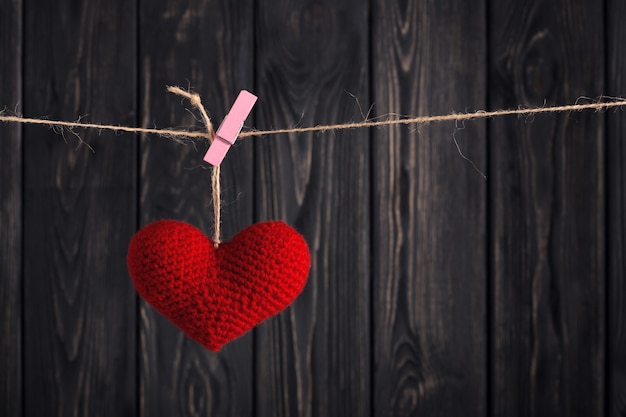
[
  {"left": 372, "top": 1, "right": 487, "bottom": 416},
  {"left": 22, "top": 0, "right": 137, "bottom": 415},
  {"left": 607, "top": 0, "right": 626, "bottom": 415},
  {"left": 489, "top": 1, "right": 605, "bottom": 416},
  {"left": 138, "top": 1, "right": 254, "bottom": 416},
  {"left": 254, "top": 1, "right": 370, "bottom": 416},
  {"left": 0, "top": 0, "right": 22, "bottom": 415}
]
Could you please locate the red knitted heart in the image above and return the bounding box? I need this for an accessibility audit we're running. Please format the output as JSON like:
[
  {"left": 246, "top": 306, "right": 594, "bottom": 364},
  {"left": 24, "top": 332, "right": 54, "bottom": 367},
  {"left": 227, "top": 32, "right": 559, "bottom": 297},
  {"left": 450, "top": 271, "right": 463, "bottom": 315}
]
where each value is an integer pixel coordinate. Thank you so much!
[{"left": 127, "top": 220, "right": 310, "bottom": 351}]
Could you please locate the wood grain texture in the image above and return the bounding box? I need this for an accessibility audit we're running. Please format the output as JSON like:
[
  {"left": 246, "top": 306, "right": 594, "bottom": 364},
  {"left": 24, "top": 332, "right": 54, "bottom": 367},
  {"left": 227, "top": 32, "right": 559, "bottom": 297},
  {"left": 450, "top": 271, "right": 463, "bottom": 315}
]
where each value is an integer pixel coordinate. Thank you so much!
[
  {"left": 489, "top": 1, "right": 605, "bottom": 416},
  {"left": 607, "top": 0, "right": 626, "bottom": 415},
  {"left": 254, "top": 1, "right": 370, "bottom": 416},
  {"left": 372, "top": 1, "right": 487, "bottom": 416},
  {"left": 22, "top": 0, "right": 137, "bottom": 415},
  {"left": 0, "top": 0, "right": 22, "bottom": 415},
  {"left": 138, "top": 1, "right": 254, "bottom": 416}
]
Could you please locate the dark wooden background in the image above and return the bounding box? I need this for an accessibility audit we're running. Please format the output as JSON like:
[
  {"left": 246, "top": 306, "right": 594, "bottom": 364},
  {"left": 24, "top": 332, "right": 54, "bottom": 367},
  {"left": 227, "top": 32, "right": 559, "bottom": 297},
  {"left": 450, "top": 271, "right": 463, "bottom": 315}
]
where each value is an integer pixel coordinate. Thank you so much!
[{"left": 0, "top": 0, "right": 624, "bottom": 416}]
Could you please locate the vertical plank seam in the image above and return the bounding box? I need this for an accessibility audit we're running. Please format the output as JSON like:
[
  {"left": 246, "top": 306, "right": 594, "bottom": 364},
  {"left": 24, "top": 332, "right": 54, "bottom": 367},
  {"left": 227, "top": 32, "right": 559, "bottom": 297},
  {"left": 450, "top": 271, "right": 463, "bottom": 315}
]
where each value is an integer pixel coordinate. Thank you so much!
[
  {"left": 367, "top": 0, "right": 375, "bottom": 415},
  {"left": 19, "top": 0, "right": 26, "bottom": 414},
  {"left": 134, "top": 0, "right": 142, "bottom": 414},
  {"left": 252, "top": 1, "right": 259, "bottom": 416},
  {"left": 484, "top": 1, "right": 493, "bottom": 417},
  {"left": 602, "top": 1, "right": 610, "bottom": 415}
]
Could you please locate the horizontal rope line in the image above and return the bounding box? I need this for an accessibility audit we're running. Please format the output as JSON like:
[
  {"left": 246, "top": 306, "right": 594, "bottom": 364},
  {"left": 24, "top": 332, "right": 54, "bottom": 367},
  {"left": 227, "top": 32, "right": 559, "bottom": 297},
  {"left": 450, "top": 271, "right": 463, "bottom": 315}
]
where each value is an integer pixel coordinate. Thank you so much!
[{"left": 2, "top": 98, "right": 625, "bottom": 142}]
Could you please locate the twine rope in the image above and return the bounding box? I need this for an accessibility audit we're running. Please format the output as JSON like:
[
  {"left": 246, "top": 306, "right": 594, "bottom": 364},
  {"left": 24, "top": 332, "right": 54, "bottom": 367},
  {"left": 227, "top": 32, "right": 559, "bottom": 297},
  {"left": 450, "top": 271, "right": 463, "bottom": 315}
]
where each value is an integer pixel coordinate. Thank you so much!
[
  {"left": 2, "top": 96, "right": 626, "bottom": 143},
  {"left": 2, "top": 88, "right": 626, "bottom": 244},
  {"left": 166, "top": 86, "right": 222, "bottom": 246}
]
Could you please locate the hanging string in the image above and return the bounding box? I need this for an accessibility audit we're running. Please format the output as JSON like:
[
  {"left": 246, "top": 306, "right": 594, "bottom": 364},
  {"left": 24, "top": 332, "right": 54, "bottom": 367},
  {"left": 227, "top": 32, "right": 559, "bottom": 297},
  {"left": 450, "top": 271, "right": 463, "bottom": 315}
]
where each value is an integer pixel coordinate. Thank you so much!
[
  {"left": 166, "top": 86, "right": 221, "bottom": 246},
  {"left": 211, "top": 166, "right": 222, "bottom": 246}
]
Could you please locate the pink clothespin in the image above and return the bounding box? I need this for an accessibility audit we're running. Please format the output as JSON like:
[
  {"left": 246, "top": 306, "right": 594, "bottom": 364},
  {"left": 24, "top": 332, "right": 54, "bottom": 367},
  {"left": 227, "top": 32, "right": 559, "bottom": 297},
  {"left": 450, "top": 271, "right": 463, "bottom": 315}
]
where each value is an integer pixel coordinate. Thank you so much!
[{"left": 204, "top": 90, "right": 257, "bottom": 166}]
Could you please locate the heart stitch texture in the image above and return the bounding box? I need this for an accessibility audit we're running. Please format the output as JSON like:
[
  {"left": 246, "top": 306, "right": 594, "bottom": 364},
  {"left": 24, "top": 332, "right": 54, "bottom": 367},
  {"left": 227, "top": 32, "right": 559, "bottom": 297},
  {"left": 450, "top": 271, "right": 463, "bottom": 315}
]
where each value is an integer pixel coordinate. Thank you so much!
[{"left": 127, "top": 220, "right": 310, "bottom": 351}]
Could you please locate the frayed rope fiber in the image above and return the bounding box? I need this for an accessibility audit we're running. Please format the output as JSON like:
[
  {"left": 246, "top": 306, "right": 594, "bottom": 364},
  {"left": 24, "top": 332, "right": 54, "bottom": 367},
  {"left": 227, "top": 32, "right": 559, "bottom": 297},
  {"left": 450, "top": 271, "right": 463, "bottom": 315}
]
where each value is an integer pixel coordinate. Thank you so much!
[
  {"left": 2, "top": 90, "right": 626, "bottom": 143},
  {"left": 3, "top": 87, "right": 625, "bottom": 245}
]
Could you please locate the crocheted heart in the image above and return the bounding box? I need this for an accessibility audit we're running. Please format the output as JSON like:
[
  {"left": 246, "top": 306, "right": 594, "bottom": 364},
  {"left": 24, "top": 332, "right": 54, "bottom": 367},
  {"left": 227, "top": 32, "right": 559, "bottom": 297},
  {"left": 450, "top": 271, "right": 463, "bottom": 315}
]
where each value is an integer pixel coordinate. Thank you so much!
[{"left": 127, "top": 220, "right": 310, "bottom": 351}]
